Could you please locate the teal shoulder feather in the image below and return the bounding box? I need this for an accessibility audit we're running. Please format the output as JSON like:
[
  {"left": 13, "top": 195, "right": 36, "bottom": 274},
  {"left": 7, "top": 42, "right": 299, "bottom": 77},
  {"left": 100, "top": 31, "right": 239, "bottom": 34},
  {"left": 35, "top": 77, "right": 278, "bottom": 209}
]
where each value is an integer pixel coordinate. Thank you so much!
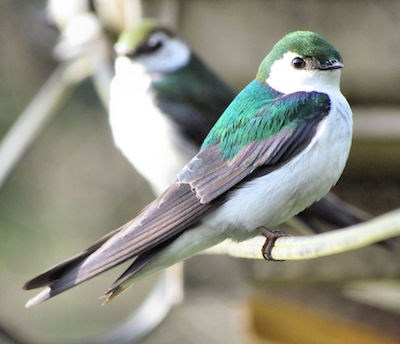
[{"left": 202, "top": 80, "right": 330, "bottom": 160}]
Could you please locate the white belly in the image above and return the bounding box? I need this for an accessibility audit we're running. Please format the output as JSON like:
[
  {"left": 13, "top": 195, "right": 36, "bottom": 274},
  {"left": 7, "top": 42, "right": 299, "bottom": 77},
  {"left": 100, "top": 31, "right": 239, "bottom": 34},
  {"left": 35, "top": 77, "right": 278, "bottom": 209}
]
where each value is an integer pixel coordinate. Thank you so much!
[{"left": 109, "top": 71, "right": 196, "bottom": 195}]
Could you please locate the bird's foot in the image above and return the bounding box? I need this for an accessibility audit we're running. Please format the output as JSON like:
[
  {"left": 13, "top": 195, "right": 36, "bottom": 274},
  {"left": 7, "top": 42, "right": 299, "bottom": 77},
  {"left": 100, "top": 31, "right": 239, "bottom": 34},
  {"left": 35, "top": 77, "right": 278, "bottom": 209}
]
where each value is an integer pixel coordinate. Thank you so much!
[{"left": 258, "top": 226, "right": 290, "bottom": 261}]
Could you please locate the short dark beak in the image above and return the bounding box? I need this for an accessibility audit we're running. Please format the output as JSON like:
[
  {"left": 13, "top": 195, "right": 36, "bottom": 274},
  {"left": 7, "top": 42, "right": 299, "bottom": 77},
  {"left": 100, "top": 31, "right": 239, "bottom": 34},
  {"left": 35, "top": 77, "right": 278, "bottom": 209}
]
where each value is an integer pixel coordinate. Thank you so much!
[{"left": 319, "top": 60, "right": 344, "bottom": 70}]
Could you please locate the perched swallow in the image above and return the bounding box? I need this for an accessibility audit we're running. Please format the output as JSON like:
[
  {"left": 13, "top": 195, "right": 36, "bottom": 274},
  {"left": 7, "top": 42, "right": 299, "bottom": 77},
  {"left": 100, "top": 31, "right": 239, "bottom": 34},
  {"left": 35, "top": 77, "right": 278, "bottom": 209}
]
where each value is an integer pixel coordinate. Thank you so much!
[
  {"left": 24, "top": 30, "right": 353, "bottom": 306},
  {"left": 109, "top": 20, "right": 235, "bottom": 195},
  {"left": 109, "top": 20, "right": 367, "bottom": 229}
]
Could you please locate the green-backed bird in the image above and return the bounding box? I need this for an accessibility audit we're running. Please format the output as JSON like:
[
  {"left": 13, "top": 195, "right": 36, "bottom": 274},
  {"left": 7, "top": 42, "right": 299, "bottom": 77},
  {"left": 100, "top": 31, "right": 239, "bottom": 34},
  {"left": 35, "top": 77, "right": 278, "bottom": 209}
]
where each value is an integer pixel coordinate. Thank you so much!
[
  {"left": 24, "top": 30, "right": 353, "bottom": 306},
  {"left": 109, "top": 20, "right": 234, "bottom": 195},
  {"left": 109, "top": 20, "right": 367, "bottom": 230}
]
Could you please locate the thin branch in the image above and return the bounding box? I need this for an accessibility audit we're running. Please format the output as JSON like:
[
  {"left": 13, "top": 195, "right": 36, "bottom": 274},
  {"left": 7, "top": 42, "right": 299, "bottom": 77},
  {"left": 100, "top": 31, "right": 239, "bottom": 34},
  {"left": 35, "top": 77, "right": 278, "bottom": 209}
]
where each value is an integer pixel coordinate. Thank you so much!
[
  {"left": 0, "top": 60, "right": 91, "bottom": 188},
  {"left": 204, "top": 209, "right": 400, "bottom": 260}
]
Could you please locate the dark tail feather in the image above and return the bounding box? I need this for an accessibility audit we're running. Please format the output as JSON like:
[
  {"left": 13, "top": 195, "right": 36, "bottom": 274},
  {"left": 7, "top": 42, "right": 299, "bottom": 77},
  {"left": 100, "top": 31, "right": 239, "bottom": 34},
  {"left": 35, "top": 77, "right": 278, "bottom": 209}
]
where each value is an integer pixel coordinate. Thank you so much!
[
  {"left": 25, "top": 248, "right": 133, "bottom": 308},
  {"left": 23, "top": 227, "right": 123, "bottom": 290},
  {"left": 298, "top": 192, "right": 371, "bottom": 230},
  {"left": 104, "top": 233, "right": 182, "bottom": 303},
  {"left": 102, "top": 253, "right": 157, "bottom": 303},
  {"left": 299, "top": 193, "right": 394, "bottom": 249}
]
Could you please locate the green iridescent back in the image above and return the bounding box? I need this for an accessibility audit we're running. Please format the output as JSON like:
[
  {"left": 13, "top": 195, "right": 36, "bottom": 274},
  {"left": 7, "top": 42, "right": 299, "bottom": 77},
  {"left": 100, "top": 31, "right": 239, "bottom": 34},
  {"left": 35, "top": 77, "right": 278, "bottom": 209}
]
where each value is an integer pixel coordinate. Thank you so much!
[{"left": 201, "top": 80, "right": 330, "bottom": 161}]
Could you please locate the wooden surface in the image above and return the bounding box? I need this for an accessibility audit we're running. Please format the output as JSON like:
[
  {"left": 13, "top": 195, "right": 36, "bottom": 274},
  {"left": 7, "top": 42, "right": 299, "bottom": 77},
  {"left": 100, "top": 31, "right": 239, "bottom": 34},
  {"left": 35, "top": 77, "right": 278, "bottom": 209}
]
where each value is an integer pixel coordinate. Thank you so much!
[{"left": 248, "top": 286, "right": 400, "bottom": 344}]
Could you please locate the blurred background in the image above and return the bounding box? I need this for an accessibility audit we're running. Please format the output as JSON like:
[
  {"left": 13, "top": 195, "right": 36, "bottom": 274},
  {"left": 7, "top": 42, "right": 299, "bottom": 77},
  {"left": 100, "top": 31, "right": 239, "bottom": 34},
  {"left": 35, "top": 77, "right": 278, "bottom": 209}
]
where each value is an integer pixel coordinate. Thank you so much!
[{"left": 0, "top": 0, "right": 399, "bottom": 343}]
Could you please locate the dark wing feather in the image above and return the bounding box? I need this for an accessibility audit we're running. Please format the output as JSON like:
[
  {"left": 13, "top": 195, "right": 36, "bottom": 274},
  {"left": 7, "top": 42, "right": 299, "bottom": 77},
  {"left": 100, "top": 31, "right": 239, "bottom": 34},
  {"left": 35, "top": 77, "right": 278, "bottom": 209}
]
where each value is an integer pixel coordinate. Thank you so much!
[
  {"left": 179, "top": 99, "right": 330, "bottom": 204},
  {"left": 24, "top": 183, "right": 214, "bottom": 300},
  {"left": 152, "top": 54, "right": 236, "bottom": 146},
  {"left": 156, "top": 101, "right": 221, "bottom": 148}
]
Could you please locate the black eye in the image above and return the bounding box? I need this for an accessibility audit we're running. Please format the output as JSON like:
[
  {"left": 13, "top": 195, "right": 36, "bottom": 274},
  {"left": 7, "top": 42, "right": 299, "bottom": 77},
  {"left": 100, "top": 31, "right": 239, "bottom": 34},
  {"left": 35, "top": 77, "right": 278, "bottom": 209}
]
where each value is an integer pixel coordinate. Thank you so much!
[
  {"left": 134, "top": 35, "right": 164, "bottom": 56},
  {"left": 147, "top": 36, "right": 164, "bottom": 51},
  {"left": 141, "top": 40, "right": 163, "bottom": 54},
  {"left": 292, "top": 57, "right": 306, "bottom": 69}
]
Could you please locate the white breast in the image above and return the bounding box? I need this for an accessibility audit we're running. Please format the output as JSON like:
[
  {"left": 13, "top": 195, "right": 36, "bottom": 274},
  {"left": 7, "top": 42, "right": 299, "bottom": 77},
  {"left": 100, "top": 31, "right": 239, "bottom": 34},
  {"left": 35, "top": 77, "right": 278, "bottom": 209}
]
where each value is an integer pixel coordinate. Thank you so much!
[{"left": 109, "top": 58, "right": 196, "bottom": 194}]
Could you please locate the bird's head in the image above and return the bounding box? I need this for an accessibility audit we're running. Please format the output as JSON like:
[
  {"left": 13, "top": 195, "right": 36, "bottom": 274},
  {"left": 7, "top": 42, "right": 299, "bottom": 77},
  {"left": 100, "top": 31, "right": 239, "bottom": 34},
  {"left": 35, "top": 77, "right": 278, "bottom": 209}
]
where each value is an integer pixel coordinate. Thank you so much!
[
  {"left": 257, "top": 31, "right": 344, "bottom": 93},
  {"left": 114, "top": 19, "right": 190, "bottom": 74}
]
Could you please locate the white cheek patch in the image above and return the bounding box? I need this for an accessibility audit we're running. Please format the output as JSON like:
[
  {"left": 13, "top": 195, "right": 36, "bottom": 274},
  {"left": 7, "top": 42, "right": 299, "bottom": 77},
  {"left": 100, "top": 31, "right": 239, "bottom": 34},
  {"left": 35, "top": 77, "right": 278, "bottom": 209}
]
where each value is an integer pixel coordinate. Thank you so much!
[
  {"left": 266, "top": 51, "right": 341, "bottom": 94},
  {"left": 139, "top": 38, "right": 190, "bottom": 73}
]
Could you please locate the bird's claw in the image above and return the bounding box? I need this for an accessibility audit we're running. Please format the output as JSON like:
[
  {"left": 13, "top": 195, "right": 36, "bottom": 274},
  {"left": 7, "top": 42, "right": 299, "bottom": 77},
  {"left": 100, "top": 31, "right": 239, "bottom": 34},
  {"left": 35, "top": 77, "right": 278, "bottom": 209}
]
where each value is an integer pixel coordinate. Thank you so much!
[{"left": 257, "top": 226, "right": 290, "bottom": 261}]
